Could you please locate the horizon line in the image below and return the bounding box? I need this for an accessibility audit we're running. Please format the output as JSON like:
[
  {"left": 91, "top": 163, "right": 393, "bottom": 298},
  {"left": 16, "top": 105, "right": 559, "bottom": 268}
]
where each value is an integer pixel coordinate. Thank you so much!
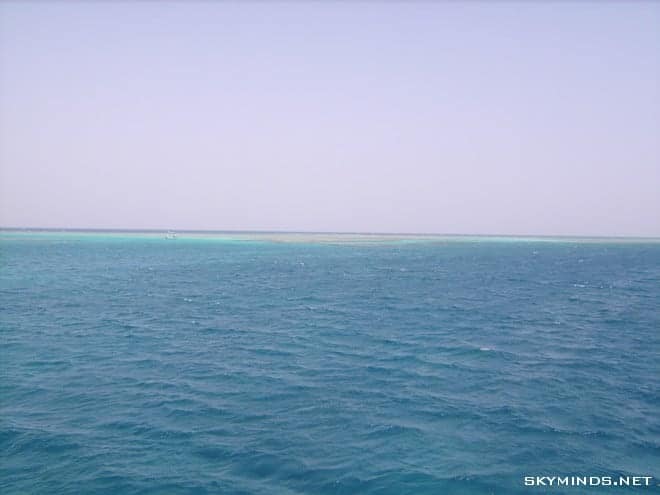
[{"left": 1, "top": 226, "right": 659, "bottom": 241}]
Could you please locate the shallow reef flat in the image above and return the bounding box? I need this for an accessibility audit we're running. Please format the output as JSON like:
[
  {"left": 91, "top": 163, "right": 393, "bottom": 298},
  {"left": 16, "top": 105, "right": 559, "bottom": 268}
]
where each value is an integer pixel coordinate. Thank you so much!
[{"left": 1, "top": 229, "right": 658, "bottom": 245}]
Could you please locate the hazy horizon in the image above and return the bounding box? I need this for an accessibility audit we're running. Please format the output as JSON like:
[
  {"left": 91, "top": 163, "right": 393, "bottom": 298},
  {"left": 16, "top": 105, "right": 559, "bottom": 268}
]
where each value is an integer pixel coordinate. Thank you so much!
[
  {"left": 3, "top": 226, "right": 660, "bottom": 241},
  {"left": 1, "top": 2, "right": 659, "bottom": 237}
]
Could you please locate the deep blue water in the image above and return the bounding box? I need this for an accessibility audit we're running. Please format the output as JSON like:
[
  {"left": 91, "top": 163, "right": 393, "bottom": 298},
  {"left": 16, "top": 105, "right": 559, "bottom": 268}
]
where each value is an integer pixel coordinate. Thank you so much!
[{"left": 2, "top": 233, "right": 659, "bottom": 494}]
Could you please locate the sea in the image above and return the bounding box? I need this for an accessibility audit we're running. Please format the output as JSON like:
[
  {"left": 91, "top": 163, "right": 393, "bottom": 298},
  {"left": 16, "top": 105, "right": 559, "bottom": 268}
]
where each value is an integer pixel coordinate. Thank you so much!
[{"left": 1, "top": 230, "right": 659, "bottom": 494}]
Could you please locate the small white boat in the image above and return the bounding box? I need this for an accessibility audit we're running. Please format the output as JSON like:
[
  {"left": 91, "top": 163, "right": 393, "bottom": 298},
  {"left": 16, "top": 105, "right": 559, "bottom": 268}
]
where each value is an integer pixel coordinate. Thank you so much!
[{"left": 165, "top": 230, "right": 177, "bottom": 240}]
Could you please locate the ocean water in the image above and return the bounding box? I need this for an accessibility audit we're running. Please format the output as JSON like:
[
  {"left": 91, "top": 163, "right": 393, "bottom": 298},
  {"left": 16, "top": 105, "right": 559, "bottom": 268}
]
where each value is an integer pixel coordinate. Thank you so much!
[{"left": 1, "top": 231, "right": 659, "bottom": 494}]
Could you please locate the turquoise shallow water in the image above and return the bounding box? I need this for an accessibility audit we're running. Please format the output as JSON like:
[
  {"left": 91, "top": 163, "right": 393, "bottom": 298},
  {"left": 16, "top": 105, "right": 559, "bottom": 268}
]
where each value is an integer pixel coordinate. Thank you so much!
[{"left": 1, "top": 232, "right": 659, "bottom": 494}]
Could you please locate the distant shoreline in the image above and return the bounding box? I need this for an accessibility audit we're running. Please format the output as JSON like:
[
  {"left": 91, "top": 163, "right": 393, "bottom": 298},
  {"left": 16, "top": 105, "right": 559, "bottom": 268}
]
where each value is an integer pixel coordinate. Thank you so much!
[{"left": 1, "top": 228, "right": 659, "bottom": 244}]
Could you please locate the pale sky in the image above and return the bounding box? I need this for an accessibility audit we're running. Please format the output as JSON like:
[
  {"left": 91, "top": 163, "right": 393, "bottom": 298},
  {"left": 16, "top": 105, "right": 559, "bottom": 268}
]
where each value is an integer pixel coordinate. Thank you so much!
[{"left": 1, "top": 1, "right": 658, "bottom": 236}]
